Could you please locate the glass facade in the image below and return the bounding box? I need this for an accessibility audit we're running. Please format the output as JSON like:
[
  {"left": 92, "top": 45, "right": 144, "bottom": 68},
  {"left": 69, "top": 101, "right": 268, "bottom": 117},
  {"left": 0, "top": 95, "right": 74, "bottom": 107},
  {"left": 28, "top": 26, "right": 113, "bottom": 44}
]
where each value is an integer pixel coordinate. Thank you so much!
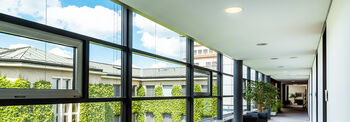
[{"left": 0, "top": 0, "right": 265, "bottom": 121}]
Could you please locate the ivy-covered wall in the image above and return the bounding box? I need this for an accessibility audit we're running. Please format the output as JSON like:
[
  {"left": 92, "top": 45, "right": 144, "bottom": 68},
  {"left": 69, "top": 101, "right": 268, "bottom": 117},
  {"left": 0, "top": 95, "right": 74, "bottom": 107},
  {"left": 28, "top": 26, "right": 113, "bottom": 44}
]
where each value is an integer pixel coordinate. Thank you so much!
[
  {"left": 0, "top": 75, "right": 217, "bottom": 122},
  {"left": 0, "top": 76, "right": 54, "bottom": 122}
]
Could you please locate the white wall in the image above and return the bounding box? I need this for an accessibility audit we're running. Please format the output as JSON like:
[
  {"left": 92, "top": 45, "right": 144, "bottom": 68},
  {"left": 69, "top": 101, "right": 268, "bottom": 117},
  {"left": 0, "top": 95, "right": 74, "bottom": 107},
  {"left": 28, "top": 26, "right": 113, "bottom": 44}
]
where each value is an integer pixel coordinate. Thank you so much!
[
  {"left": 311, "top": 59, "right": 317, "bottom": 122},
  {"left": 317, "top": 38, "right": 324, "bottom": 122},
  {"left": 326, "top": 1, "right": 350, "bottom": 122}
]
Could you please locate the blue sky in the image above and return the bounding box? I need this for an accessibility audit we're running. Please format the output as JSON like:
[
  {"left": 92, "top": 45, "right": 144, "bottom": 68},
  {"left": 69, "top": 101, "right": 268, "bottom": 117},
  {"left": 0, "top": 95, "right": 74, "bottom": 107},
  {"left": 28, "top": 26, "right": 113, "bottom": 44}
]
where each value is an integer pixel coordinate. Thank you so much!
[{"left": 0, "top": 0, "right": 185, "bottom": 68}]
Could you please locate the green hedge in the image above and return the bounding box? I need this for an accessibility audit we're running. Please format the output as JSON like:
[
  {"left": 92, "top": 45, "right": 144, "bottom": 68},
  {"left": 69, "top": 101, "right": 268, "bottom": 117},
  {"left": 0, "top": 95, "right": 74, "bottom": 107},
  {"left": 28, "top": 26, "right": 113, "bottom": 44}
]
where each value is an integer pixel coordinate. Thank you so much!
[
  {"left": 0, "top": 75, "right": 217, "bottom": 122},
  {"left": 0, "top": 76, "right": 54, "bottom": 122}
]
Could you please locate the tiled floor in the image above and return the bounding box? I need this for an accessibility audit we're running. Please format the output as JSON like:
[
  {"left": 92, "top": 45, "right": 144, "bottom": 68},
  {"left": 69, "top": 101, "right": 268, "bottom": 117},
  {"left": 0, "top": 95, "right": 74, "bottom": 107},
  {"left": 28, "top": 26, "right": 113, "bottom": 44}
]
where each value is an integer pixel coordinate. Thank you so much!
[{"left": 269, "top": 106, "right": 309, "bottom": 122}]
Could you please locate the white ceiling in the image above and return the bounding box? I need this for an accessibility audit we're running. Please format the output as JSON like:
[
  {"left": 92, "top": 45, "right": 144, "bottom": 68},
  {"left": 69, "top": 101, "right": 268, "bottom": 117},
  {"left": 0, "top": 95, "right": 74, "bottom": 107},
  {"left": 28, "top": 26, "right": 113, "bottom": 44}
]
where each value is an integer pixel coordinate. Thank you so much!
[{"left": 115, "top": 0, "right": 331, "bottom": 81}]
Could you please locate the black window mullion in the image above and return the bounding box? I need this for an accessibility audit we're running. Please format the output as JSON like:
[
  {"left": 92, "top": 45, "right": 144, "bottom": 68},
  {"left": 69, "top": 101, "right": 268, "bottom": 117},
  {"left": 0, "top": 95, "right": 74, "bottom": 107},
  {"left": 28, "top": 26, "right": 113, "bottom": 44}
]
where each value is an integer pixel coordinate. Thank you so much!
[
  {"left": 186, "top": 38, "right": 194, "bottom": 122},
  {"left": 217, "top": 53, "right": 223, "bottom": 119},
  {"left": 121, "top": 7, "right": 133, "bottom": 122}
]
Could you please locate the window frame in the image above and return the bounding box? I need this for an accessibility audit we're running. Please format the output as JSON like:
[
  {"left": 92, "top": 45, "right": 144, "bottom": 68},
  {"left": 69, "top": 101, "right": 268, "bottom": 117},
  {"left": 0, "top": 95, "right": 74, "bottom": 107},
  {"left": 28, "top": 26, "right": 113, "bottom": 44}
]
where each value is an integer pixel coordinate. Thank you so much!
[{"left": 0, "top": 20, "right": 83, "bottom": 99}]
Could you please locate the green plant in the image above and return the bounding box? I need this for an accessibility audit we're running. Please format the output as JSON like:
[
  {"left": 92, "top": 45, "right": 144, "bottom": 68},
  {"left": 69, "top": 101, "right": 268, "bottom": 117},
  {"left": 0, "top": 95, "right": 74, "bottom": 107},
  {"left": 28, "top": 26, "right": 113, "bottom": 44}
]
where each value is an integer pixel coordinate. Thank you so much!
[
  {"left": 289, "top": 93, "right": 297, "bottom": 104},
  {"left": 243, "top": 81, "right": 279, "bottom": 112}
]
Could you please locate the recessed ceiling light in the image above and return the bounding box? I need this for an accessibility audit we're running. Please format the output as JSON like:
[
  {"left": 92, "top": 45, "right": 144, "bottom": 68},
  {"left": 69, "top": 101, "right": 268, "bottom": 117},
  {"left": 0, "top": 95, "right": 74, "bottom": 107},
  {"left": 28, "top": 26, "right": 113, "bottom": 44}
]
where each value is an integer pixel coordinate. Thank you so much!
[
  {"left": 270, "top": 58, "right": 278, "bottom": 60},
  {"left": 290, "top": 56, "right": 297, "bottom": 59},
  {"left": 225, "top": 7, "right": 243, "bottom": 14},
  {"left": 256, "top": 43, "right": 268, "bottom": 46}
]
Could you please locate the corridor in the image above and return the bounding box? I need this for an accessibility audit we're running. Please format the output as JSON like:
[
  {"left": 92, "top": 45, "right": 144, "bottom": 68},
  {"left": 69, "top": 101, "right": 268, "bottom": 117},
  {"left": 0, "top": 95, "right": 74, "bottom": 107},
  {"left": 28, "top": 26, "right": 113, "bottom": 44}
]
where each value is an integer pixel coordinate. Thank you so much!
[{"left": 270, "top": 106, "right": 309, "bottom": 122}]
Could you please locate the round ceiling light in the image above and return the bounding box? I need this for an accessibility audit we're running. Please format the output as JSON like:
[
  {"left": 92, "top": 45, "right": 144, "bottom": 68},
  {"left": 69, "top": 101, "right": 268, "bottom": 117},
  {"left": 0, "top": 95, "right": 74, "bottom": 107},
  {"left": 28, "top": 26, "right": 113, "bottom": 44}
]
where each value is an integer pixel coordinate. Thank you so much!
[
  {"left": 256, "top": 43, "right": 268, "bottom": 46},
  {"left": 225, "top": 7, "right": 243, "bottom": 14}
]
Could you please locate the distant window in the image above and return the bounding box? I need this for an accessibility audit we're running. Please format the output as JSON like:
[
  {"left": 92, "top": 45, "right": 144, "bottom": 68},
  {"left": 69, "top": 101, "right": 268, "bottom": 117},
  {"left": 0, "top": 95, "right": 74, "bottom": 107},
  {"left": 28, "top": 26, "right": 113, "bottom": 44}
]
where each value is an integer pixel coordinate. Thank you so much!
[
  {"left": 195, "top": 63, "right": 200, "bottom": 65},
  {"left": 182, "top": 85, "right": 186, "bottom": 96},
  {"left": 146, "top": 112, "right": 154, "bottom": 122},
  {"left": 194, "top": 50, "right": 197, "bottom": 55},
  {"left": 202, "top": 85, "right": 208, "bottom": 92},
  {"left": 198, "top": 50, "right": 202, "bottom": 55},
  {"left": 209, "top": 50, "right": 214, "bottom": 54},
  {"left": 203, "top": 49, "right": 208, "bottom": 54},
  {"left": 206, "top": 62, "right": 211, "bottom": 67},
  {"left": 163, "top": 113, "right": 172, "bottom": 122},
  {"left": 132, "top": 85, "right": 137, "bottom": 96},
  {"left": 114, "top": 85, "right": 121, "bottom": 97},
  {"left": 146, "top": 86, "right": 155, "bottom": 97},
  {"left": 163, "top": 85, "right": 172, "bottom": 96},
  {"left": 212, "top": 61, "right": 217, "bottom": 66}
]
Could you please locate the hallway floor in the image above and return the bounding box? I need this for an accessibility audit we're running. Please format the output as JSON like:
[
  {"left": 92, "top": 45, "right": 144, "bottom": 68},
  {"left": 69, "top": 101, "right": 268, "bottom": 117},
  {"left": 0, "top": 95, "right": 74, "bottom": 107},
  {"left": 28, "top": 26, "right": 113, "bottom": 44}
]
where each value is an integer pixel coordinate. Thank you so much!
[{"left": 269, "top": 106, "right": 309, "bottom": 122}]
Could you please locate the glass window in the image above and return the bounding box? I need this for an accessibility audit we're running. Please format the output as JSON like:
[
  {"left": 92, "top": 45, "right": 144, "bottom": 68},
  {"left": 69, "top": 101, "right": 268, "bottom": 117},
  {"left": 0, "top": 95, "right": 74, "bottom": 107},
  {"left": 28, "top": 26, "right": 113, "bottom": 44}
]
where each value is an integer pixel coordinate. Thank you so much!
[
  {"left": 194, "top": 42, "right": 217, "bottom": 70},
  {"left": 203, "top": 49, "right": 208, "bottom": 54},
  {"left": 250, "top": 69, "right": 256, "bottom": 81},
  {"left": 0, "top": 0, "right": 46, "bottom": 23},
  {"left": 223, "top": 97, "right": 234, "bottom": 115},
  {"left": 212, "top": 72, "right": 218, "bottom": 96},
  {"left": 89, "top": 43, "right": 121, "bottom": 98},
  {"left": 146, "top": 85, "right": 155, "bottom": 97},
  {"left": 194, "top": 98, "right": 217, "bottom": 121},
  {"left": 194, "top": 50, "right": 197, "bottom": 55},
  {"left": 223, "top": 75, "right": 234, "bottom": 96},
  {"left": 47, "top": 0, "right": 122, "bottom": 44},
  {"left": 0, "top": 102, "right": 120, "bottom": 122},
  {"left": 0, "top": 26, "right": 82, "bottom": 99},
  {"left": 132, "top": 13, "right": 186, "bottom": 61},
  {"left": 132, "top": 99, "right": 186, "bottom": 121},
  {"left": 194, "top": 69, "right": 210, "bottom": 96},
  {"left": 223, "top": 55, "right": 233, "bottom": 75},
  {"left": 198, "top": 50, "right": 202, "bottom": 55},
  {"left": 181, "top": 85, "right": 186, "bottom": 96},
  {"left": 132, "top": 54, "right": 186, "bottom": 97},
  {"left": 243, "top": 65, "right": 247, "bottom": 79},
  {"left": 163, "top": 85, "right": 172, "bottom": 96}
]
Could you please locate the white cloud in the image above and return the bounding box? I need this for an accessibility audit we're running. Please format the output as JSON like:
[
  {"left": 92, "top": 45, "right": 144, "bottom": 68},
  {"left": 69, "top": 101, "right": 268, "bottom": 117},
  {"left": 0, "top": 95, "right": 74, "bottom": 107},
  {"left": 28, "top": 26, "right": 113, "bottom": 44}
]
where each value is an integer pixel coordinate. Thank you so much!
[
  {"left": 151, "top": 62, "right": 167, "bottom": 68},
  {"left": 134, "top": 14, "right": 186, "bottom": 58},
  {"left": 9, "top": 44, "right": 32, "bottom": 49},
  {"left": 0, "top": 0, "right": 121, "bottom": 41},
  {"left": 46, "top": 5, "right": 121, "bottom": 40},
  {"left": 48, "top": 47, "right": 72, "bottom": 58}
]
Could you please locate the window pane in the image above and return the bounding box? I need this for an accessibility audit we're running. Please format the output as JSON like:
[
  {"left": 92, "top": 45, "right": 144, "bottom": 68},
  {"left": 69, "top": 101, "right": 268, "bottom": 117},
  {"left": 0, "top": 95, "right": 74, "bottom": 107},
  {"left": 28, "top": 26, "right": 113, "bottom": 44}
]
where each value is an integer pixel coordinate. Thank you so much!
[
  {"left": 47, "top": 0, "right": 122, "bottom": 44},
  {"left": 0, "top": 0, "right": 46, "bottom": 24},
  {"left": 223, "top": 97, "right": 234, "bottom": 115},
  {"left": 133, "top": 13, "right": 186, "bottom": 61},
  {"left": 89, "top": 43, "right": 121, "bottom": 98},
  {"left": 0, "top": 102, "right": 120, "bottom": 122},
  {"left": 0, "top": 33, "right": 74, "bottom": 90},
  {"left": 132, "top": 99, "right": 186, "bottom": 122},
  {"left": 212, "top": 72, "right": 218, "bottom": 96},
  {"left": 194, "top": 98, "right": 217, "bottom": 121},
  {"left": 243, "top": 65, "right": 247, "bottom": 79},
  {"left": 223, "top": 75, "right": 234, "bottom": 96},
  {"left": 194, "top": 42, "right": 217, "bottom": 70},
  {"left": 223, "top": 55, "right": 233, "bottom": 75},
  {"left": 194, "top": 69, "right": 210, "bottom": 96},
  {"left": 251, "top": 69, "right": 256, "bottom": 81},
  {"left": 132, "top": 54, "right": 186, "bottom": 97}
]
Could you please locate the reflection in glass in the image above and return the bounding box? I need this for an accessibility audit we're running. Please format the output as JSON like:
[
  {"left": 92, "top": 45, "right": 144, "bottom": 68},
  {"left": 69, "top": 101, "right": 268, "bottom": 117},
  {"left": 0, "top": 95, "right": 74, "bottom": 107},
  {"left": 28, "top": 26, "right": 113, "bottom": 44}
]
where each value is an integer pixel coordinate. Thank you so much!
[
  {"left": 0, "top": 33, "right": 74, "bottom": 90},
  {"left": 132, "top": 54, "right": 186, "bottom": 97},
  {"left": 223, "top": 75, "right": 234, "bottom": 96},
  {"left": 89, "top": 43, "right": 121, "bottom": 98},
  {"left": 132, "top": 13, "right": 186, "bottom": 61},
  {"left": 0, "top": 102, "right": 120, "bottom": 122},
  {"left": 132, "top": 99, "right": 186, "bottom": 122},
  {"left": 193, "top": 42, "right": 217, "bottom": 70},
  {"left": 194, "top": 98, "right": 217, "bottom": 121},
  {"left": 194, "top": 69, "right": 210, "bottom": 96}
]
